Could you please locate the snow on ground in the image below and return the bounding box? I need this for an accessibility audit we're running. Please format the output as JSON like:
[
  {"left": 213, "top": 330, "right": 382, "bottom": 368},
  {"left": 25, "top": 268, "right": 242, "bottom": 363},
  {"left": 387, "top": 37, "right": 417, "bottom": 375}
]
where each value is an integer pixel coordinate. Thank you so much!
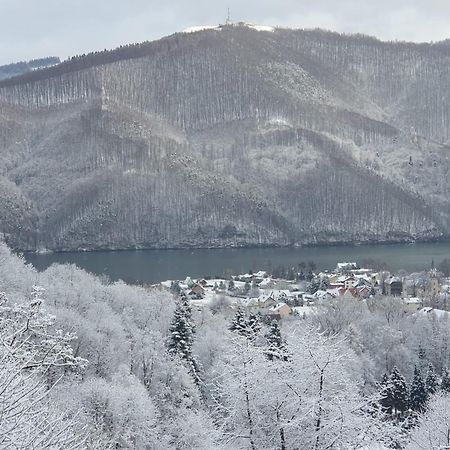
[
  {"left": 183, "top": 25, "right": 221, "bottom": 33},
  {"left": 247, "top": 24, "right": 275, "bottom": 32},
  {"left": 183, "top": 23, "right": 275, "bottom": 34},
  {"left": 416, "top": 307, "right": 450, "bottom": 319},
  {"left": 292, "top": 306, "right": 316, "bottom": 317}
]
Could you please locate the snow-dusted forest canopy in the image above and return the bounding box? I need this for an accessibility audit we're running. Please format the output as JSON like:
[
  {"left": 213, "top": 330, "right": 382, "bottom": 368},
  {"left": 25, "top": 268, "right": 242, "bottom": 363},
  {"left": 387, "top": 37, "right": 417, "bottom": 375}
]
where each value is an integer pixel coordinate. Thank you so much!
[
  {"left": 0, "top": 57, "right": 61, "bottom": 81},
  {"left": 1, "top": 241, "right": 450, "bottom": 448},
  {"left": 0, "top": 25, "right": 449, "bottom": 251}
]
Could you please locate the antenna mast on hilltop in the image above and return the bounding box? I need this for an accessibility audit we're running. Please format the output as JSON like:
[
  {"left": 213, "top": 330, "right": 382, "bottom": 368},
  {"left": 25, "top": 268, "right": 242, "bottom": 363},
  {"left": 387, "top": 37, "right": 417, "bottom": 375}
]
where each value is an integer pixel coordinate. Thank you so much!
[{"left": 226, "top": 7, "right": 231, "bottom": 25}]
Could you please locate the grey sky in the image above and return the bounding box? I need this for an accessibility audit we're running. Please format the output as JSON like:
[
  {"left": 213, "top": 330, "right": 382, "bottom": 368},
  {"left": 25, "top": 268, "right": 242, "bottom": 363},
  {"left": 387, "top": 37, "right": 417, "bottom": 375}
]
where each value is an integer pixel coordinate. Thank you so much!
[{"left": 1, "top": 0, "right": 450, "bottom": 65}]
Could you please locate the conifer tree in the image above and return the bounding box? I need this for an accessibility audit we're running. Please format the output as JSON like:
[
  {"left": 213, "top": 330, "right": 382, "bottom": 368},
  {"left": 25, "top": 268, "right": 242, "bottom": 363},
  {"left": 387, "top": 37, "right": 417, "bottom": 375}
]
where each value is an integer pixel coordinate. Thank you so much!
[
  {"left": 441, "top": 367, "right": 450, "bottom": 393},
  {"left": 229, "top": 310, "right": 261, "bottom": 339},
  {"left": 389, "top": 366, "right": 409, "bottom": 416},
  {"left": 265, "top": 320, "right": 289, "bottom": 361},
  {"left": 426, "top": 363, "right": 439, "bottom": 395},
  {"left": 229, "top": 308, "right": 248, "bottom": 335},
  {"left": 379, "top": 373, "right": 392, "bottom": 413},
  {"left": 247, "top": 314, "right": 261, "bottom": 336},
  {"left": 168, "top": 294, "right": 199, "bottom": 380},
  {"left": 417, "top": 345, "right": 427, "bottom": 370},
  {"left": 409, "top": 366, "right": 427, "bottom": 412},
  {"left": 228, "top": 280, "right": 235, "bottom": 291},
  {"left": 170, "top": 280, "right": 181, "bottom": 294}
]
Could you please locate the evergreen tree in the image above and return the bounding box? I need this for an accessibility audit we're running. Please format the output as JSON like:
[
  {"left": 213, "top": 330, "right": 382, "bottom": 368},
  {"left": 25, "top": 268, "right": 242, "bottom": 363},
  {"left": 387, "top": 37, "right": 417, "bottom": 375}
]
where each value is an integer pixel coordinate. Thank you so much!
[
  {"left": 228, "top": 279, "right": 235, "bottom": 291},
  {"left": 286, "top": 267, "right": 296, "bottom": 281},
  {"left": 229, "top": 310, "right": 261, "bottom": 339},
  {"left": 170, "top": 280, "right": 181, "bottom": 294},
  {"left": 229, "top": 308, "right": 248, "bottom": 335},
  {"left": 426, "top": 363, "right": 439, "bottom": 395},
  {"left": 441, "top": 367, "right": 450, "bottom": 393},
  {"left": 244, "top": 281, "right": 251, "bottom": 293},
  {"left": 168, "top": 295, "right": 199, "bottom": 380},
  {"left": 247, "top": 314, "right": 262, "bottom": 336},
  {"left": 379, "top": 373, "right": 393, "bottom": 413},
  {"left": 389, "top": 366, "right": 409, "bottom": 416},
  {"left": 218, "top": 280, "right": 226, "bottom": 291},
  {"left": 265, "top": 321, "right": 289, "bottom": 361},
  {"left": 409, "top": 366, "right": 427, "bottom": 412},
  {"left": 319, "top": 277, "right": 330, "bottom": 291},
  {"left": 308, "top": 278, "right": 320, "bottom": 294}
]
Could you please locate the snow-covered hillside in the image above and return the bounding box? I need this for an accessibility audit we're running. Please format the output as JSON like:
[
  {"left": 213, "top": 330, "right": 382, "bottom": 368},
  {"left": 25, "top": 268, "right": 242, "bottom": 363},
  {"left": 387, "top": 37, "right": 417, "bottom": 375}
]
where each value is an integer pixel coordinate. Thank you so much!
[{"left": 0, "top": 26, "right": 449, "bottom": 251}]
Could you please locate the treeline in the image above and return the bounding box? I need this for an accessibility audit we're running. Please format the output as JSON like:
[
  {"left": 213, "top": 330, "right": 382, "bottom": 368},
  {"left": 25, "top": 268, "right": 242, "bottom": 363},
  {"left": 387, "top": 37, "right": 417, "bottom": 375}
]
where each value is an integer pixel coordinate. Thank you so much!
[{"left": 0, "top": 56, "right": 60, "bottom": 81}]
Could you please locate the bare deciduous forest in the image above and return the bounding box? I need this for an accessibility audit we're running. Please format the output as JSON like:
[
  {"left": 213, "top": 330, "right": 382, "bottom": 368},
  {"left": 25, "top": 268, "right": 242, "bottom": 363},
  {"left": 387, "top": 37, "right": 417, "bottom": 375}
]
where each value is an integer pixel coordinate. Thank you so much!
[{"left": 0, "top": 25, "right": 449, "bottom": 251}]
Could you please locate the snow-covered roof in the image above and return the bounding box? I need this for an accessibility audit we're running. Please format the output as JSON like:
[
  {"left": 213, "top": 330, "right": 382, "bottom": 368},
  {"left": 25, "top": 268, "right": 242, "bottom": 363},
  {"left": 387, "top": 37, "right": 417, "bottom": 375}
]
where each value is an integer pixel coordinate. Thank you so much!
[
  {"left": 388, "top": 276, "right": 402, "bottom": 283},
  {"left": 269, "top": 302, "right": 289, "bottom": 312},
  {"left": 404, "top": 297, "right": 421, "bottom": 304},
  {"left": 337, "top": 262, "right": 357, "bottom": 269},
  {"left": 312, "top": 290, "right": 330, "bottom": 298},
  {"left": 259, "top": 278, "right": 273, "bottom": 288},
  {"left": 416, "top": 307, "right": 450, "bottom": 319},
  {"left": 254, "top": 270, "right": 268, "bottom": 278}
]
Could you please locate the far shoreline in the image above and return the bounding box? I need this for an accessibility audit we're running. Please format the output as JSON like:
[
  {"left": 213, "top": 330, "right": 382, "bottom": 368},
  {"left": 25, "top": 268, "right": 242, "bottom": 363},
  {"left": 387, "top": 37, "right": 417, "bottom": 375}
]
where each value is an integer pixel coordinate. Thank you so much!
[{"left": 18, "top": 235, "right": 450, "bottom": 256}]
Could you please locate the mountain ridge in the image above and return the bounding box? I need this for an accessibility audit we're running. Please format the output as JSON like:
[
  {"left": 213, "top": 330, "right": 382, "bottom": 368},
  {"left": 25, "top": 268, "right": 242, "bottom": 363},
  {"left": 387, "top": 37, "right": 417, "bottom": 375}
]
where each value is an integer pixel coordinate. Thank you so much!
[{"left": 0, "top": 25, "right": 449, "bottom": 251}]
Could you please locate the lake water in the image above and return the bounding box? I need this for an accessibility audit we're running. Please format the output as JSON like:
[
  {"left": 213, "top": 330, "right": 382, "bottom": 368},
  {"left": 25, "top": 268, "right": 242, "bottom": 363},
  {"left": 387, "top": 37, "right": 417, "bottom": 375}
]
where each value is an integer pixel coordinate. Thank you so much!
[{"left": 23, "top": 242, "right": 450, "bottom": 284}]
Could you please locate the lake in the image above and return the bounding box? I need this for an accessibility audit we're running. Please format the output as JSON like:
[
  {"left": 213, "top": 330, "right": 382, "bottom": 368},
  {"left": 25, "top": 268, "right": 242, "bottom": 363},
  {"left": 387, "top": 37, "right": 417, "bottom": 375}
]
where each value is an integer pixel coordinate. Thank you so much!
[{"left": 22, "top": 241, "right": 450, "bottom": 284}]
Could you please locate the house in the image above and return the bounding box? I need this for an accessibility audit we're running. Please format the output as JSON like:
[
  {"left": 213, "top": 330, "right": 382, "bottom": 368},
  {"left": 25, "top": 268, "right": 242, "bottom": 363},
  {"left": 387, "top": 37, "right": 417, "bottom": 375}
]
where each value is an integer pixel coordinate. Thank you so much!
[
  {"left": 404, "top": 297, "right": 422, "bottom": 313},
  {"left": 253, "top": 271, "right": 268, "bottom": 283},
  {"left": 261, "top": 293, "right": 277, "bottom": 308},
  {"left": 190, "top": 284, "right": 205, "bottom": 299},
  {"left": 329, "top": 282, "right": 345, "bottom": 289},
  {"left": 386, "top": 277, "right": 403, "bottom": 296},
  {"left": 337, "top": 275, "right": 356, "bottom": 289},
  {"left": 358, "top": 286, "right": 371, "bottom": 298},
  {"left": 266, "top": 302, "right": 292, "bottom": 320},
  {"left": 240, "top": 293, "right": 277, "bottom": 311},
  {"left": 416, "top": 307, "right": 450, "bottom": 319},
  {"left": 259, "top": 277, "right": 274, "bottom": 289}
]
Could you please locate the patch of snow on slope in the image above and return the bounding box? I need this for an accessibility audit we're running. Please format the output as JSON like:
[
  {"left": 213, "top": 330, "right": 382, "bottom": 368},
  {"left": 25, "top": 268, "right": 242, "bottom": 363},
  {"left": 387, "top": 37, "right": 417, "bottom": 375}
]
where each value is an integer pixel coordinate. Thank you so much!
[
  {"left": 183, "top": 26, "right": 220, "bottom": 33},
  {"left": 247, "top": 24, "right": 275, "bottom": 32}
]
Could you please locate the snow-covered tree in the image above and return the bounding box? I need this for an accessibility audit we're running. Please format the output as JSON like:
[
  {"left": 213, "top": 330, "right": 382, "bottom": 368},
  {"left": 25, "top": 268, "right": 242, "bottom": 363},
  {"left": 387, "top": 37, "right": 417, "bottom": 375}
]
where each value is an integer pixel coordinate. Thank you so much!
[
  {"left": 265, "top": 320, "right": 289, "bottom": 361},
  {"left": 168, "top": 295, "right": 199, "bottom": 381},
  {"left": 229, "top": 308, "right": 248, "bottom": 335},
  {"left": 409, "top": 366, "right": 427, "bottom": 412},
  {"left": 426, "top": 362, "right": 439, "bottom": 395},
  {"left": 407, "top": 394, "right": 450, "bottom": 450},
  {"left": 383, "top": 366, "right": 409, "bottom": 417},
  {"left": 0, "top": 289, "right": 86, "bottom": 448},
  {"left": 441, "top": 367, "right": 450, "bottom": 393}
]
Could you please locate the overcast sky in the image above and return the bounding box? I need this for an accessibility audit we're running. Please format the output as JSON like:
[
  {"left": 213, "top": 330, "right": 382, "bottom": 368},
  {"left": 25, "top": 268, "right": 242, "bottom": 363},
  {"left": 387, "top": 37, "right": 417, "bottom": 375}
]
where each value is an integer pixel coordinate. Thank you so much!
[{"left": 1, "top": 0, "right": 450, "bottom": 65}]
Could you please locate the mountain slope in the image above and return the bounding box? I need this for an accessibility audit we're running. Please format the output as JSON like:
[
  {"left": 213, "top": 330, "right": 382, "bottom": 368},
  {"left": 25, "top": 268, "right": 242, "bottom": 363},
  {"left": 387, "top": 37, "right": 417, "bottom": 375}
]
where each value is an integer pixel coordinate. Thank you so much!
[
  {"left": 0, "top": 57, "right": 60, "bottom": 81},
  {"left": 0, "top": 25, "right": 448, "bottom": 251}
]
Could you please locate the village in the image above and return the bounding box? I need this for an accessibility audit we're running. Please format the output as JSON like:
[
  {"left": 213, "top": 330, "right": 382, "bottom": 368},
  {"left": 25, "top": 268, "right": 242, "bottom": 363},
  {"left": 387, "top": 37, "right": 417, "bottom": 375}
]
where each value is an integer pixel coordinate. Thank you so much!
[{"left": 160, "top": 261, "right": 450, "bottom": 321}]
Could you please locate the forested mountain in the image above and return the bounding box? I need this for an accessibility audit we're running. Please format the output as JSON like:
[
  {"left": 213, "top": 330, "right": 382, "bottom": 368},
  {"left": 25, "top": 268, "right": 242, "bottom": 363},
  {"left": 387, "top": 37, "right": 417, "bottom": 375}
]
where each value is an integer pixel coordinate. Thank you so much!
[
  {"left": 0, "top": 57, "right": 60, "bottom": 81},
  {"left": 0, "top": 24, "right": 449, "bottom": 251}
]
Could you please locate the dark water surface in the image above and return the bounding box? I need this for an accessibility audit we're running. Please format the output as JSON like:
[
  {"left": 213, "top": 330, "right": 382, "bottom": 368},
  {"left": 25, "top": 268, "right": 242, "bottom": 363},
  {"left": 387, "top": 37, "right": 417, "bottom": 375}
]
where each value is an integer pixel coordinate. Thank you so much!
[{"left": 22, "top": 242, "right": 450, "bottom": 284}]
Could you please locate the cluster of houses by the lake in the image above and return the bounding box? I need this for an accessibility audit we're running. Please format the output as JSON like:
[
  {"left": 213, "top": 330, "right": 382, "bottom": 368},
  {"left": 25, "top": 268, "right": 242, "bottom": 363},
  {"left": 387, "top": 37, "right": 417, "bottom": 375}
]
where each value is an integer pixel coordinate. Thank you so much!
[{"left": 159, "top": 262, "right": 450, "bottom": 321}]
